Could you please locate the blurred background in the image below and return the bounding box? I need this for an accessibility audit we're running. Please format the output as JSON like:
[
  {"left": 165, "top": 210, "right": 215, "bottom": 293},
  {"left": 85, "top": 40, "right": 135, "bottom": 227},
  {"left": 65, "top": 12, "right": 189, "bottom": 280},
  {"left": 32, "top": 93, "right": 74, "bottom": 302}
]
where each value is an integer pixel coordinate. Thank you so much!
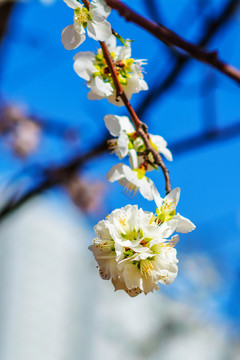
[{"left": 0, "top": 0, "right": 240, "bottom": 359}]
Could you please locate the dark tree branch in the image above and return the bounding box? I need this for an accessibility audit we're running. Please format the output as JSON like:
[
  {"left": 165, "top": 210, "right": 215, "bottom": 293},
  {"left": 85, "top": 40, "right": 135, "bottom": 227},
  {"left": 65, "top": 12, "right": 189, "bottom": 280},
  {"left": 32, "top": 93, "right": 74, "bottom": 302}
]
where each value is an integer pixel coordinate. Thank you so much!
[
  {"left": 0, "top": 139, "right": 108, "bottom": 223},
  {"left": 105, "top": 0, "right": 240, "bottom": 84},
  {"left": 137, "top": 0, "right": 239, "bottom": 118},
  {"left": 0, "top": 1, "right": 15, "bottom": 44}
]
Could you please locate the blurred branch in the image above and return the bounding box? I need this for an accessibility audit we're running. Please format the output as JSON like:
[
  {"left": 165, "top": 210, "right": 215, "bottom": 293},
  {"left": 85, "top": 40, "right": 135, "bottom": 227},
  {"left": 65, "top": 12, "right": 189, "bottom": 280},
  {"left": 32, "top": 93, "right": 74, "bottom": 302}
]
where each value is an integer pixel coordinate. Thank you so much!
[
  {"left": 200, "top": 72, "right": 218, "bottom": 133},
  {"left": 1, "top": 117, "right": 240, "bottom": 222},
  {"left": 0, "top": 138, "right": 108, "bottom": 223},
  {"left": 0, "top": 1, "right": 14, "bottom": 43},
  {"left": 106, "top": 0, "right": 240, "bottom": 84},
  {"left": 144, "top": 0, "right": 162, "bottom": 24},
  {"left": 137, "top": 0, "right": 239, "bottom": 118},
  {"left": 171, "top": 120, "right": 240, "bottom": 155}
]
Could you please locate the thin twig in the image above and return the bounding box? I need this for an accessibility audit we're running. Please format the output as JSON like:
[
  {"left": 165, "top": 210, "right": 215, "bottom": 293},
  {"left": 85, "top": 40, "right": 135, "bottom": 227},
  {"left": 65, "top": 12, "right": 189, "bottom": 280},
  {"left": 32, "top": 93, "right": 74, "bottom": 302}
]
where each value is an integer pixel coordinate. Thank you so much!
[
  {"left": 82, "top": 0, "right": 171, "bottom": 193},
  {"left": 105, "top": 0, "right": 240, "bottom": 85}
]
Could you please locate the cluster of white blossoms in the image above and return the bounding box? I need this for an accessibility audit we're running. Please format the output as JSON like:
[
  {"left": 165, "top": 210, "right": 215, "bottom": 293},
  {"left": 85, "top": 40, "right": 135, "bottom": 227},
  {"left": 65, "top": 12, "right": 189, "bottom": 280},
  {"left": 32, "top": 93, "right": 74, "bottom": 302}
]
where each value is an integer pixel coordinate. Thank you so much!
[
  {"left": 89, "top": 188, "right": 195, "bottom": 297},
  {"left": 105, "top": 114, "right": 172, "bottom": 201},
  {"left": 73, "top": 35, "right": 148, "bottom": 105},
  {"left": 61, "top": 0, "right": 196, "bottom": 296}
]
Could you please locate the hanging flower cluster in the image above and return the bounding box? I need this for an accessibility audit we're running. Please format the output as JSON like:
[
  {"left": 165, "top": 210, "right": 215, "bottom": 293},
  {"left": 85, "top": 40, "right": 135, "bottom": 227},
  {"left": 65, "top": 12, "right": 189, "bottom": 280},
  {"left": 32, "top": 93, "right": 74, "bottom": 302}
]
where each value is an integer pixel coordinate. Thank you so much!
[{"left": 61, "top": 0, "right": 196, "bottom": 297}]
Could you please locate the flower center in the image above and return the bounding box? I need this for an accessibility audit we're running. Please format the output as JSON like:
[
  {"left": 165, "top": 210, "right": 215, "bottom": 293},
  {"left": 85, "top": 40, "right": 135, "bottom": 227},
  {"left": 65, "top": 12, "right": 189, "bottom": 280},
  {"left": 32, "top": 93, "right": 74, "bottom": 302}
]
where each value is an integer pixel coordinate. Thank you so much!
[
  {"left": 123, "top": 247, "right": 135, "bottom": 258},
  {"left": 121, "top": 228, "right": 143, "bottom": 241},
  {"left": 156, "top": 200, "right": 176, "bottom": 223},
  {"left": 93, "top": 51, "right": 135, "bottom": 86},
  {"left": 74, "top": 7, "right": 92, "bottom": 28},
  {"left": 133, "top": 166, "right": 146, "bottom": 179}
]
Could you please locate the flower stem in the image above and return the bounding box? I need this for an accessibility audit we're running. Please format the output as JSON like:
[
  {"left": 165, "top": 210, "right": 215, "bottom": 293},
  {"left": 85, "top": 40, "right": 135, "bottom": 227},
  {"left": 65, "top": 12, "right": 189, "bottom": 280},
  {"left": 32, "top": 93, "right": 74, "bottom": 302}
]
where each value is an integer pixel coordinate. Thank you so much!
[{"left": 82, "top": 0, "right": 171, "bottom": 194}]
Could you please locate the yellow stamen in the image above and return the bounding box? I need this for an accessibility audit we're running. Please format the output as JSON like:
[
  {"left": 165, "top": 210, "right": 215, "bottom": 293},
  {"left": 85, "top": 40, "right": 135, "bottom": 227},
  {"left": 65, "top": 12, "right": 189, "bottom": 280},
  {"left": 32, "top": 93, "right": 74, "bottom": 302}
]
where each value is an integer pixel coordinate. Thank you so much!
[{"left": 140, "top": 260, "right": 153, "bottom": 278}]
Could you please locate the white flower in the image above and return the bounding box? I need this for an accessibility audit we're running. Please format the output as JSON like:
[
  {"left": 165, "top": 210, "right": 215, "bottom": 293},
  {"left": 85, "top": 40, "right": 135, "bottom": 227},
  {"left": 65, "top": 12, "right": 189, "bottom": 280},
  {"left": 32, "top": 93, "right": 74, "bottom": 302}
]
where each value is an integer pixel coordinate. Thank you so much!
[
  {"left": 104, "top": 114, "right": 134, "bottom": 159},
  {"left": 104, "top": 114, "right": 172, "bottom": 165},
  {"left": 154, "top": 187, "right": 196, "bottom": 233},
  {"left": 61, "top": 0, "right": 112, "bottom": 50},
  {"left": 73, "top": 35, "right": 148, "bottom": 105},
  {"left": 89, "top": 205, "right": 179, "bottom": 296},
  {"left": 106, "top": 163, "right": 157, "bottom": 201}
]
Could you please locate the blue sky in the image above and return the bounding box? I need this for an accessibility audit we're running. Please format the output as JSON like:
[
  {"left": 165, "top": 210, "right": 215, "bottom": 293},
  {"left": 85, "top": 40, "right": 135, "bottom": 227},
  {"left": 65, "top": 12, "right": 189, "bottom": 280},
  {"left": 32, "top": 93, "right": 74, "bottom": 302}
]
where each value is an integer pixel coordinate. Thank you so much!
[{"left": 1, "top": 0, "right": 240, "bottom": 331}]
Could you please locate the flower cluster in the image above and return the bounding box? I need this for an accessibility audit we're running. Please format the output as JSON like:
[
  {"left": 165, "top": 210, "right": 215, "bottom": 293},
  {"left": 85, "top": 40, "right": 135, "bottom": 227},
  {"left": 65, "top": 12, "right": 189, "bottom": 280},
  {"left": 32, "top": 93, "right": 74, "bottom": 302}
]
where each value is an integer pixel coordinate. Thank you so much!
[
  {"left": 89, "top": 199, "right": 194, "bottom": 296},
  {"left": 105, "top": 114, "right": 172, "bottom": 201},
  {"left": 61, "top": 0, "right": 196, "bottom": 297},
  {"left": 73, "top": 35, "right": 148, "bottom": 105}
]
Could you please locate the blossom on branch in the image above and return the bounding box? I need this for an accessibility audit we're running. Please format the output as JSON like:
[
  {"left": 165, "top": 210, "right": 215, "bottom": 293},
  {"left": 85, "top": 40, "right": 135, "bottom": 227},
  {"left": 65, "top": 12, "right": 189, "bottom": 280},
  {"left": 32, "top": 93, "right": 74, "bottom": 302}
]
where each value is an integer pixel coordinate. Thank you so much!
[
  {"left": 153, "top": 187, "right": 196, "bottom": 233},
  {"left": 89, "top": 204, "right": 179, "bottom": 296},
  {"left": 106, "top": 162, "right": 157, "bottom": 201},
  {"left": 104, "top": 114, "right": 172, "bottom": 165},
  {"left": 61, "top": 0, "right": 112, "bottom": 50},
  {"left": 73, "top": 35, "right": 148, "bottom": 105}
]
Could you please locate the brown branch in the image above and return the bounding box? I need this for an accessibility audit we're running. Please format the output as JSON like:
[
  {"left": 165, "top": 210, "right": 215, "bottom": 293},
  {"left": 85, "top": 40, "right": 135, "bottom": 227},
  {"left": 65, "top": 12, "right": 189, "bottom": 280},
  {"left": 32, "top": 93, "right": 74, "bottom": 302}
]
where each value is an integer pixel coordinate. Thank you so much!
[
  {"left": 82, "top": 0, "right": 171, "bottom": 193},
  {"left": 105, "top": 0, "right": 240, "bottom": 85},
  {"left": 0, "top": 139, "right": 108, "bottom": 223},
  {"left": 137, "top": 0, "right": 239, "bottom": 119},
  {"left": 0, "top": 1, "right": 15, "bottom": 44}
]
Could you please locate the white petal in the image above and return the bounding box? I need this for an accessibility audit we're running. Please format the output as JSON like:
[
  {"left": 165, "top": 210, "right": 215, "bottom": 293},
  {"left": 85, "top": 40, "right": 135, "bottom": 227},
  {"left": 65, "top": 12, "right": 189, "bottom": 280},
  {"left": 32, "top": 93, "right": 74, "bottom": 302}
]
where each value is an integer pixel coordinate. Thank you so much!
[
  {"left": 94, "top": 219, "right": 112, "bottom": 239},
  {"left": 107, "top": 92, "right": 125, "bottom": 106},
  {"left": 169, "top": 235, "right": 179, "bottom": 247},
  {"left": 106, "top": 163, "right": 125, "bottom": 182},
  {"left": 160, "top": 147, "right": 173, "bottom": 161},
  {"left": 142, "top": 277, "right": 157, "bottom": 294},
  {"left": 117, "top": 132, "right": 129, "bottom": 158},
  {"left": 138, "top": 79, "right": 149, "bottom": 91},
  {"left": 91, "top": 6, "right": 110, "bottom": 22},
  {"left": 104, "top": 115, "right": 134, "bottom": 136},
  {"left": 117, "top": 44, "right": 131, "bottom": 60},
  {"left": 122, "top": 263, "right": 142, "bottom": 290},
  {"left": 104, "top": 34, "right": 117, "bottom": 52},
  {"left": 112, "top": 278, "right": 142, "bottom": 297},
  {"left": 63, "top": 0, "right": 80, "bottom": 9},
  {"left": 87, "top": 91, "right": 103, "bottom": 100},
  {"left": 73, "top": 51, "right": 96, "bottom": 80},
  {"left": 139, "top": 177, "right": 155, "bottom": 201},
  {"left": 87, "top": 20, "right": 112, "bottom": 41},
  {"left": 119, "top": 116, "right": 135, "bottom": 133},
  {"left": 90, "top": 0, "right": 111, "bottom": 17},
  {"left": 129, "top": 149, "right": 138, "bottom": 169},
  {"left": 150, "top": 134, "right": 173, "bottom": 161},
  {"left": 174, "top": 214, "right": 196, "bottom": 233},
  {"left": 150, "top": 134, "right": 167, "bottom": 148},
  {"left": 165, "top": 187, "right": 180, "bottom": 209},
  {"left": 153, "top": 186, "right": 163, "bottom": 208},
  {"left": 123, "top": 77, "right": 148, "bottom": 100},
  {"left": 88, "top": 77, "right": 113, "bottom": 96},
  {"left": 156, "top": 220, "right": 177, "bottom": 239},
  {"left": 61, "top": 25, "right": 85, "bottom": 50}
]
